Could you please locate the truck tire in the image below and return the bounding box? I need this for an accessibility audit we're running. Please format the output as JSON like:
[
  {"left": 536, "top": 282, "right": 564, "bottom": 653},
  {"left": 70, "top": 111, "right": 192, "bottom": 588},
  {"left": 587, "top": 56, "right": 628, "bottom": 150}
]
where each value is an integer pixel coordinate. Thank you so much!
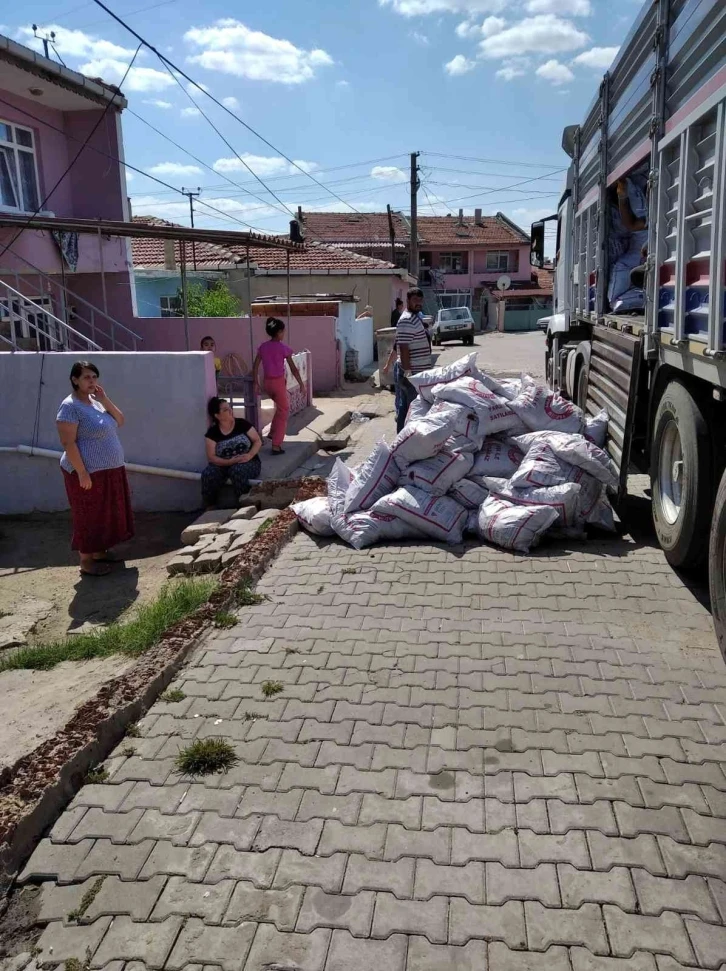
[
  {"left": 709, "top": 466, "right": 726, "bottom": 664},
  {"left": 651, "top": 380, "right": 711, "bottom": 569},
  {"left": 575, "top": 363, "right": 588, "bottom": 412}
]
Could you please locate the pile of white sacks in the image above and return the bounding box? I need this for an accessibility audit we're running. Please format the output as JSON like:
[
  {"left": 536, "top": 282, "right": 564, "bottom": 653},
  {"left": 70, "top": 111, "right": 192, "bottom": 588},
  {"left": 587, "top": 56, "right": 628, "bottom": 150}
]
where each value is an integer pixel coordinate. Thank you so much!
[{"left": 292, "top": 353, "right": 618, "bottom": 554}]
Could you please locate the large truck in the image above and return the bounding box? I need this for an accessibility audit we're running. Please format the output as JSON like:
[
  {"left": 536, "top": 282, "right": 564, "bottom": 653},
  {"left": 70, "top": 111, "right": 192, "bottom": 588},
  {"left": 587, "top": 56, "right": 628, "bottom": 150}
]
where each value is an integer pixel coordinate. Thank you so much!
[{"left": 531, "top": 0, "right": 726, "bottom": 658}]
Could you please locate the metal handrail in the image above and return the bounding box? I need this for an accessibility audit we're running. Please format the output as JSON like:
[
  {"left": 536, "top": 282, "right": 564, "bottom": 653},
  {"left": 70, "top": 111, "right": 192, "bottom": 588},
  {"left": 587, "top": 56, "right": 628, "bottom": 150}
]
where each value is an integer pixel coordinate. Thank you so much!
[
  {"left": 6, "top": 247, "right": 143, "bottom": 347},
  {"left": 0, "top": 279, "right": 101, "bottom": 351}
]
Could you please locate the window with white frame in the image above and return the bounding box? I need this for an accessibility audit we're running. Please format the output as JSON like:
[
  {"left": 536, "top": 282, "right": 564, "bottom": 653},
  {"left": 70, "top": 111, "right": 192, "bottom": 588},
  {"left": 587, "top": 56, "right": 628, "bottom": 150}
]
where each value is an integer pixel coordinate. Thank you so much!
[
  {"left": 160, "top": 295, "right": 182, "bottom": 317},
  {"left": 486, "top": 251, "right": 510, "bottom": 272},
  {"left": 0, "top": 121, "right": 40, "bottom": 213},
  {"left": 438, "top": 252, "right": 466, "bottom": 273}
]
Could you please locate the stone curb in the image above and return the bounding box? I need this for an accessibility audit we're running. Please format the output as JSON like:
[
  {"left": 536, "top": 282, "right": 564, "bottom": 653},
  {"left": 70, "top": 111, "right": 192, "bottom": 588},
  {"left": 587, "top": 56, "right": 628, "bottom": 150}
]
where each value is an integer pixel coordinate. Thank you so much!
[{"left": 0, "top": 477, "right": 324, "bottom": 896}]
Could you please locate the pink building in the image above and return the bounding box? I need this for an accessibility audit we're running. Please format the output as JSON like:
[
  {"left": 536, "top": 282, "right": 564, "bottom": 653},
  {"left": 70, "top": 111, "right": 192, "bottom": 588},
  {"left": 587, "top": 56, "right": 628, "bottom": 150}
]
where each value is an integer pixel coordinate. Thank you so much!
[
  {"left": 298, "top": 208, "right": 532, "bottom": 322},
  {"left": 0, "top": 34, "right": 138, "bottom": 350}
]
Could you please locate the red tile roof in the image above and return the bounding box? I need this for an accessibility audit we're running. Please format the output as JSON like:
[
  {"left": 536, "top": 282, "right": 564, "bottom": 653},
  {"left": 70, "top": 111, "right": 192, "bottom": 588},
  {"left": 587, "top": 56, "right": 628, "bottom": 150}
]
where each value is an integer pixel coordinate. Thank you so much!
[
  {"left": 300, "top": 210, "right": 530, "bottom": 247},
  {"left": 131, "top": 216, "right": 401, "bottom": 273},
  {"left": 131, "top": 216, "right": 238, "bottom": 269}
]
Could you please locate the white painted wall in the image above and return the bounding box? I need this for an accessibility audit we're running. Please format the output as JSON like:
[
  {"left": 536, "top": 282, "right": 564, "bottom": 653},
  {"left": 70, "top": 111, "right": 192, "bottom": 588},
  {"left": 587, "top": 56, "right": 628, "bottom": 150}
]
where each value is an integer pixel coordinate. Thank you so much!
[{"left": 0, "top": 351, "right": 216, "bottom": 513}]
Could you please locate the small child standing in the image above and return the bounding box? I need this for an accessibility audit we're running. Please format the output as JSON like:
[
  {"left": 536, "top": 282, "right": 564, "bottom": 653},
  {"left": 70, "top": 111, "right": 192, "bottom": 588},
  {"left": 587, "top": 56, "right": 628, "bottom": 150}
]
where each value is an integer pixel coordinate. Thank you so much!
[{"left": 252, "top": 317, "right": 305, "bottom": 454}]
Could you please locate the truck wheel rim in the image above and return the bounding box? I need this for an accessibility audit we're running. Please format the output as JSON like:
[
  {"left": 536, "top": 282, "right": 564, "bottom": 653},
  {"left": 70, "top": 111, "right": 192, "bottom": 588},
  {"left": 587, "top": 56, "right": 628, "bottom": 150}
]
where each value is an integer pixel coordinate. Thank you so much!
[{"left": 659, "top": 419, "right": 683, "bottom": 525}]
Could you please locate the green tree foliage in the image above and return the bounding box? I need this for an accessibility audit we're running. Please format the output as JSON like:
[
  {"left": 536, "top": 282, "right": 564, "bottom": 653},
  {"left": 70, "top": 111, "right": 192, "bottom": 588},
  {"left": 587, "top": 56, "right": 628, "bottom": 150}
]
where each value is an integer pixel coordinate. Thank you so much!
[{"left": 182, "top": 280, "right": 241, "bottom": 317}]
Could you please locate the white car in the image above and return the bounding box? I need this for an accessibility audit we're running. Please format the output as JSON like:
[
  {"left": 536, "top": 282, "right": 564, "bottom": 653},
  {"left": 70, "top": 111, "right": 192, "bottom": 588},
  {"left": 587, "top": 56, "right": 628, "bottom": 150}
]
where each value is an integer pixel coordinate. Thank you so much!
[{"left": 432, "top": 307, "right": 475, "bottom": 346}]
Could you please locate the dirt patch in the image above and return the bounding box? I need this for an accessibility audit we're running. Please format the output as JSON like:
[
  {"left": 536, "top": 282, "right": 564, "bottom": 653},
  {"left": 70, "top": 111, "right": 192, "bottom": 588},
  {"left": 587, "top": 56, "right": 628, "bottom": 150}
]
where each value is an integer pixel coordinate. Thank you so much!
[
  {"left": 0, "top": 512, "right": 195, "bottom": 645},
  {"left": 0, "top": 658, "right": 134, "bottom": 772},
  {"left": 0, "top": 885, "right": 41, "bottom": 959},
  {"left": 0, "top": 478, "right": 325, "bottom": 892}
]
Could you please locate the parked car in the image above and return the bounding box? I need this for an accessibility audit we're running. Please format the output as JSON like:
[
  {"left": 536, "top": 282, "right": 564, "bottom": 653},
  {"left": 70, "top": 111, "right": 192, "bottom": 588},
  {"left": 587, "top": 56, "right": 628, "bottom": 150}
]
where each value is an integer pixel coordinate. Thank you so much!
[{"left": 432, "top": 307, "right": 475, "bottom": 346}]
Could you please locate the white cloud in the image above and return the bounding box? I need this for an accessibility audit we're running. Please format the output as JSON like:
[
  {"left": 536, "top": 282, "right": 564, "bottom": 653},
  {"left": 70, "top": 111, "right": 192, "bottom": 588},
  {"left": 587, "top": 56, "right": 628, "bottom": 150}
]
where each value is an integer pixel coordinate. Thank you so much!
[
  {"left": 496, "top": 57, "right": 529, "bottom": 80},
  {"left": 147, "top": 162, "right": 204, "bottom": 178},
  {"left": 186, "top": 79, "right": 209, "bottom": 93},
  {"left": 221, "top": 96, "right": 240, "bottom": 108},
  {"left": 410, "top": 30, "right": 430, "bottom": 44},
  {"left": 181, "top": 106, "right": 201, "bottom": 117},
  {"left": 478, "top": 14, "right": 588, "bottom": 58},
  {"left": 336, "top": 79, "right": 350, "bottom": 88},
  {"left": 456, "top": 16, "right": 505, "bottom": 37},
  {"left": 16, "top": 24, "right": 135, "bottom": 60},
  {"left": 212, "top": 154, "right": 317, "bottom": 177},
  {"left": 184, "top": 19, "right": 333, "bottom": 84},
  {"left": 480, "top": 16, "right": 506, "bottom": 36},
  {"left": 370, "top": 165, "right": 407, "bottom": 182},
  {"left": 573, "top": 45, "right": 619, "bottom": 68},
  {"left": 536, "top": 58, "right": 574, "bottom": 84},
  {"left": 130, "top": 193, "right": 279, "bottom": 227},
  {"left": 445, "top": 53, "right": 476, "bottom": 75},
  {"left": 380, "top": 0, "right": 505, "bottom": 16},
  {"left": 526, "top": 0, "right": 591, "bottom": 14},
  {"left": 79, "top": 58, "right": 176, "bottom": 92},
  {"left": 144, "top": 99, "right": 173, "bottom": 108},
  {"left": 125, "top": 171, "right": 135, "bottom": 182}
]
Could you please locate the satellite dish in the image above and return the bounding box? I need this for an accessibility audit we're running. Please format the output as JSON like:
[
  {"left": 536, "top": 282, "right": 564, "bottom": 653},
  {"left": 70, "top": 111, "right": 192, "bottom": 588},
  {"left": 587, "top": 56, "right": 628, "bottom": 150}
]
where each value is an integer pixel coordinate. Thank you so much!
[{"left": 497, "top": 275, "right": 512, "bottom": 291}]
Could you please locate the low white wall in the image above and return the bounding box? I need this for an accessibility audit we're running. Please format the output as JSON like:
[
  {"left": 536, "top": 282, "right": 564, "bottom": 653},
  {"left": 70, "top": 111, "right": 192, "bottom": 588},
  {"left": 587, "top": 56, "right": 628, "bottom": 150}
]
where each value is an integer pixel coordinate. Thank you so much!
[
  {"left": 336, "top": 303, "right": 374, "bottom": 371},
  {"left": 0, "top": 351, "right": 216, "bottom": 513}
]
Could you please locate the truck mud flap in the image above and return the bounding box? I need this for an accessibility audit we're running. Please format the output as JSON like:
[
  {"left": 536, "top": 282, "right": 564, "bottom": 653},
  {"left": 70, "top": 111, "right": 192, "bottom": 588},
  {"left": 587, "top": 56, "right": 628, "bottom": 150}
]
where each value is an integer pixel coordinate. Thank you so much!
[{"left": 587, "top": 324, "right": 641, "bottom": 499}]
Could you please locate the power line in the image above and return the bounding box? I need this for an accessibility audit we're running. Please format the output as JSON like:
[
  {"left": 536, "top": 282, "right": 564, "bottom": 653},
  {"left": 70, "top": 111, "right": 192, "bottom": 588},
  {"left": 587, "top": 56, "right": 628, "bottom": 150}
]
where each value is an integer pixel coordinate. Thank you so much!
[
  {"left": 428, "top": 180, "right": 558, "bottom": 196},
  {"left": 89, "top": 0, "right": 362, "bottom": 212},
  {"left": 422, "top": 164, "right": 563, "bottom": 182},
  {"left": 0, "top": 94, "right": 279, "bottom": 235},
  {"left": 126, "top": 107, "right": 292, "bottom": 218},
  {"left": 0, "top": 42, "right": 142, "bottom": 261},
  {"left": 422, "top": 151, "right": 564, "bottom": 169},
  {"left": 160, "top": 60, "right": 297, "bottom": 219}
]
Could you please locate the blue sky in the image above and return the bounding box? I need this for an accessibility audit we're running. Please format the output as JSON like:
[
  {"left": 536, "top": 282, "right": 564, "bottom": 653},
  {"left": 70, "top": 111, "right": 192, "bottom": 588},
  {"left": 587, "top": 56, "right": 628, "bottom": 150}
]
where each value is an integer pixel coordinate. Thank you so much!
[{"left": 5, "top": 0, "right": 641, "bottom": 239}]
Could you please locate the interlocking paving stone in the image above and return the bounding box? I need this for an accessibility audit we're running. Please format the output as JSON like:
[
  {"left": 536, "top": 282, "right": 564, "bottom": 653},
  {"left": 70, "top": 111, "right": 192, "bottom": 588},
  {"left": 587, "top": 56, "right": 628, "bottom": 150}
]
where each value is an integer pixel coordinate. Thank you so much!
[
  {"left": 343, "top": 855, "right": 415, "bottom": 897},
  {"left": 244, "top": 924, "right": 330, "bottom": 971},
  {"left": 632, "top": 869, "right": 720, "bottom": 921},
  {"left": 525, "top": 901, "right": 608, "bottom": 953},
  {"left": 19, "top": 470, "right": 726, "bottom": 970},
  {"left": 557, "top": 865, "right": 636, "bottom": 910},
  {"left": 325, "top": 929, "right": 406, "bottom": 971},
  {"left": 165, "top": 918, "right": 256, "bottom": 971},
  {"left": 449, "top": 899, "right": 527, "bottom": 947},
  {"left": 91, "top": 916, "right": 183, "bottom": 967},
  {"left": 604, "top": 907, "right": 696, "bottom": 965},
  {"left": 405, "top": 937, "right": 488, "bottom": 971},
  {"left": 36, "top": 917, "right": 112, "bottom": 965}
]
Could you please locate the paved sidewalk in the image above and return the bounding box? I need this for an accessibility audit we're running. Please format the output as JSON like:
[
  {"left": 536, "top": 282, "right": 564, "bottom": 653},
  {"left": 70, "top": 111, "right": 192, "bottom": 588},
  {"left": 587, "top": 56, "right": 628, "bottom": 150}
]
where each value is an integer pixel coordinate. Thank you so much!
[{"left": 15, "top": 408, "right": 726, "bottom": 970}]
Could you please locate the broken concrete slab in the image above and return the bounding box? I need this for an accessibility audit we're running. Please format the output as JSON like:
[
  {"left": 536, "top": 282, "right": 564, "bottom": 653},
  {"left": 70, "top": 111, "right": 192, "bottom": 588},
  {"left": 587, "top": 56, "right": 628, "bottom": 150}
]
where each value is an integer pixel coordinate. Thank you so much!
[
  {"left": 166, "top": 555, "right": 195, "bottom": 576},
  {"left": 230, "top": 507, "right": 257, "bottom": 521},
  {"left": 193, "top": 550, "right": 223, "bottom": 573},
  {"left": 252, "top": 508, "right": 283, "bottom": 522},
  {"left": 0, "top": 597, "right": 54, "bottom": 651},
  {"left": 180, "top": 510, "right": 235, "bottom": 545}
]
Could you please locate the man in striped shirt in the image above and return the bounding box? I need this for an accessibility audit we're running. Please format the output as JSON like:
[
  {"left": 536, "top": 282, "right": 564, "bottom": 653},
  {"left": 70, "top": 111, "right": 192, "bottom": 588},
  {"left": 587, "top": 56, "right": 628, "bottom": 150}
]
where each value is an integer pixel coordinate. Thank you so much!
[{"left": 395, "top": 287, "right": 432, "bottom": 431}]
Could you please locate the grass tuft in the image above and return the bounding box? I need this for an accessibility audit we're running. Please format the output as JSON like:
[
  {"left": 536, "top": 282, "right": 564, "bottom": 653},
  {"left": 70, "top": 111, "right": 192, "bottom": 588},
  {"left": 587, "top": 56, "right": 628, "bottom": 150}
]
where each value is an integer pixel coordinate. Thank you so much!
[
  {"left": 120, "top": 745, "right": 136, "bottom": 758},
  {"left": 125, "top": 723, "right": 141, "bottom": 738},
  {"left": 213, "top": 611, "right": 238, "bottom": 630},
  {"left": 161, "top": 688, "right": 186, "bottom": 703},
  {"left": 235, "top": 582, "right": 266, "bottom": 608},
  {"left": 174, "top": 737, "right": 238, "bottom": 776},
  {"left": 68, "top": 877, "right": 105, "bottom": 922},
  {"left": 341, "top": 567, "right": 358, "bottom": 575},
  {"left": 84, "top": 767, "right": 109, "bottom": 785},
  {"left": 255, "top": 517, "right": 275, "bottom": 537},
  {"left": 0, "top": 578, "right": 216, "bottom": 673},
  {"left": 261, "top": 680, "right": 283, "bottom": 698}
]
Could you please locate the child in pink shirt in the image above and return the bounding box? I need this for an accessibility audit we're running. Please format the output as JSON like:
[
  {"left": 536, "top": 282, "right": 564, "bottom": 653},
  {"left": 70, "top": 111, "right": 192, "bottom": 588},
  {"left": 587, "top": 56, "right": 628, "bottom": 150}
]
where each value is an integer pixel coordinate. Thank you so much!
[{"left": 252, "top": 318, "right": 305, "bottom": 454}]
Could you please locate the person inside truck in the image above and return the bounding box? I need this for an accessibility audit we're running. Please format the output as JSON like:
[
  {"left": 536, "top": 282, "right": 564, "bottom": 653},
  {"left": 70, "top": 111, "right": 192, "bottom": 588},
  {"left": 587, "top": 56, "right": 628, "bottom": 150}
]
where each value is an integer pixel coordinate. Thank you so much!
[{"left": 607, "top": 170, "right": 649, "bottom": 313}]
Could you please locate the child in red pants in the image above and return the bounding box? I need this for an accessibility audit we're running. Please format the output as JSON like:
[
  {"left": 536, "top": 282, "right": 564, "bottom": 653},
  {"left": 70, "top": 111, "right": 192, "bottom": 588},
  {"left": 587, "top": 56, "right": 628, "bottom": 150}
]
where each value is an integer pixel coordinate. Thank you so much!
[{"left": 252, "top": 317, "right": 305, "bottom": 454}]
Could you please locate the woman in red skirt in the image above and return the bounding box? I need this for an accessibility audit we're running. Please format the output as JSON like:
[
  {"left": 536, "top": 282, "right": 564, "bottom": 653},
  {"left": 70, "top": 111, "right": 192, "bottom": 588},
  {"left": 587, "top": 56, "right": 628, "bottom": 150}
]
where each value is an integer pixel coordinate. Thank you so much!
[{"left": 56, "top": 361, "right": 134, "bottom": 576}]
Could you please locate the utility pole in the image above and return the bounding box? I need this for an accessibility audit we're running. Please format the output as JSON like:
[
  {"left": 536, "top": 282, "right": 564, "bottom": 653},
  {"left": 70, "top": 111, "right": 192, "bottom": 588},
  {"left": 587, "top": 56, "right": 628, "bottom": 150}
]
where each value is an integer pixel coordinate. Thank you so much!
[
  {"left": 409, "top": 152, "right": 420, "bottom": 281},
  {"left": 386, "top": 204, "right": 396, "bottom": 266},
  {"left": 181, "top": 186, "right": 201, "bottom": 270}
]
